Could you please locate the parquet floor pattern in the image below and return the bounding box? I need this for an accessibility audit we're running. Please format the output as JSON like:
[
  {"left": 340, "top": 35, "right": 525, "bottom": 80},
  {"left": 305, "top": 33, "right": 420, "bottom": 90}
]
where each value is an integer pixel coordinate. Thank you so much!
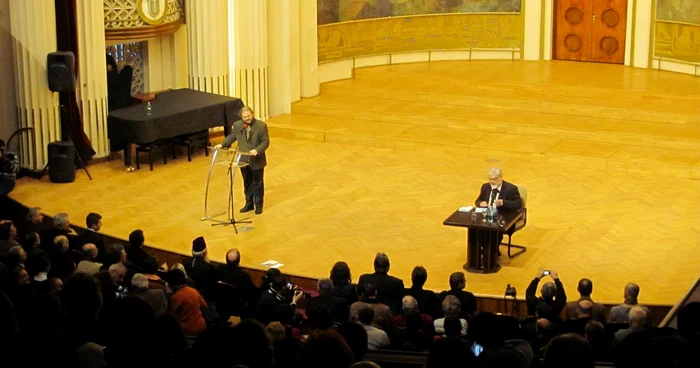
[{"left": 10, "top": 61, "right": 700, "bottom": 305}]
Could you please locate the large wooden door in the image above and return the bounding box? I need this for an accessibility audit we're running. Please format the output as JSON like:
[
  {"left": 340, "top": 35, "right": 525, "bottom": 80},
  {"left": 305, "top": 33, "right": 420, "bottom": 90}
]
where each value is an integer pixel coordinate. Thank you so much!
[
  {"left": 553, "top": 0, "right": 628, "bottom": 64},
  {"left": 553, "top": 0, "right": 593, "bottom": 62},
  {"left": 590, "top": 0, "right": 627, "bottom": 63}
]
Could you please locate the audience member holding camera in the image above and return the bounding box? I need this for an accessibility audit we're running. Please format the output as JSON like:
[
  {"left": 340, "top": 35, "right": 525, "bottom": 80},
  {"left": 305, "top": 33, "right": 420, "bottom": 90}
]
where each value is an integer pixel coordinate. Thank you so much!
[
  {"left": 0, "top": 139, "right": 20, "bottom": 196},
  {"left": 526, "top": 268, "right": 567, "bottom": 323},
  {"left": 257, "top": 268, "right": 305, "bottom": 325}
]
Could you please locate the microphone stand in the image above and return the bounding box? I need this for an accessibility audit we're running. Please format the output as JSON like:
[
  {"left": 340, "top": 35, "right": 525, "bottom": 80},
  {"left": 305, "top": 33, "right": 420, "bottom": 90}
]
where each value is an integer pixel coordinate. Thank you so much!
[{"left": 210, "top": 144, "right": 251, "bottom": 233}]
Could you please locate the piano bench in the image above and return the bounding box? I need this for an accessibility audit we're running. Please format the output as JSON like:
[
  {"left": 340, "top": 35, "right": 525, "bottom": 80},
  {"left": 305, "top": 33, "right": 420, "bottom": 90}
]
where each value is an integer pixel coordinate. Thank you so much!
[
  {"left": 172, "top": 131, "right": 211, "bottom": 162},
  {"left": 135, "top": 140, "right": 169, "bottom": 171}
]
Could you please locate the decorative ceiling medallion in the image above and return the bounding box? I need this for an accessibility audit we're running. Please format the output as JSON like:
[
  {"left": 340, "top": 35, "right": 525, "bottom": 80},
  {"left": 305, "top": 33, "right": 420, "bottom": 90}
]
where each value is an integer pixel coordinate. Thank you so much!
[{"left": 137, "top": 0, "right": 168, "bottom": 25}]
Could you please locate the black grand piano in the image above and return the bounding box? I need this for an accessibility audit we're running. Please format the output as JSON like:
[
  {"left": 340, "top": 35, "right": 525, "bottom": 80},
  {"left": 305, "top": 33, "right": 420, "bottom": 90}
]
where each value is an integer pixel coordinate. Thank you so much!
[{"left": 108, "top": 88, "right": 244, "bottom": 167}]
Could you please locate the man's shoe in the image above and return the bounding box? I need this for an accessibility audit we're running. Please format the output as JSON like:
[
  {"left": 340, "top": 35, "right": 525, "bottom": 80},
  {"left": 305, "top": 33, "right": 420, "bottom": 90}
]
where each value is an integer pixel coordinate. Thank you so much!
[
  {"left": 255, "top": 208, "right": 263, "bottom": 215},
  {"left": 240, "top": 205, "right": 254, "bottom": 213}
]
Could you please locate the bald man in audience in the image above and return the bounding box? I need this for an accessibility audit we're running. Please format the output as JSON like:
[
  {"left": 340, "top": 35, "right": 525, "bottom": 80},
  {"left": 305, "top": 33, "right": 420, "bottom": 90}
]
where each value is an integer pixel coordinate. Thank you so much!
[
  {"left": 565, "top": 278, "right": 605, "bottom": 322},
  {"left": 77, "top": 243, "right": 102, "bottom": 276},
  {"left": 608, "top": 282, "right": 651, "bottom": 325},
  {"left": 613, "top": 306, "right": 647, "bottom": 346},
  {"left": 216, "top": 248, "right": 260, "bottom": 307}
]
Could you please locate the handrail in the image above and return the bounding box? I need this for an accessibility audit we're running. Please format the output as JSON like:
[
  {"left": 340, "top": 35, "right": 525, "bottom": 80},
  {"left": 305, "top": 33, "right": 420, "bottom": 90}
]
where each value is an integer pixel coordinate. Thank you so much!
[{"left": 659, "top": 273, "right": 700, "bottom": 328}]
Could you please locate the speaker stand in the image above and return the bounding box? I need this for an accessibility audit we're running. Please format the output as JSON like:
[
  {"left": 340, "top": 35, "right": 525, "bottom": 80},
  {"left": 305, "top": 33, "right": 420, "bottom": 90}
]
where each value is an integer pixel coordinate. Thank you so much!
[
  {"left": 73, "top": 143, "right": 92, "bottom": 180},
  {"left": 55, "top": 92, "right": 92, "bottom": 181}
]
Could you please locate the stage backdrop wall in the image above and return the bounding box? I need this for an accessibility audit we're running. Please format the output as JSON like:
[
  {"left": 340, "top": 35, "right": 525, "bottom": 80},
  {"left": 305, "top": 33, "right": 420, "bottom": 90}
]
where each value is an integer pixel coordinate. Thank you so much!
[
  {"left": 652, "top": 0, "right": 700, "bottom": 76},
  {"left": 317, "top": 0, "right": 523, "bottom": 83}
]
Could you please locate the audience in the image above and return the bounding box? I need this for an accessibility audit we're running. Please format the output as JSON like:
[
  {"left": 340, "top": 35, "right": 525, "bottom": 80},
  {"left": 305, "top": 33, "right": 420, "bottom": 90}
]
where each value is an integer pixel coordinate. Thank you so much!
[
  {"left": 402, "top": 265, "right": 439, "bottom": 318},
  {"left": 565, "top": 278, "right": 606, "bottom": 322},
  {"left": 433, "top": 295, "right": 468, "bottom": 336},
  {"left": 356, "top": 302, "right": 390, "bottom": 350},
  {"left": 2, "top": 210, "right": 700, "bottom": 368},
  {"left": 73, "top": 212, "right": 104, "bottom": 254},
  {"left": 613, "top": 306, "right": 648, "bottom": 346},
  {"left": 358, "top": 252, "right": 404, "bottom": 314},
  {"left": 182, "top": 236, "right": 217, "bottom": 298},
  {"left": 526, "top": 268, "right": 567, "bottom": 323},
  {"left": 130, "top": 273, "right": 168, "bottom": 315},
  {"left": 306, "top": 277, "right": 350, "bottom": 324},
  {"left": 330, "top": 261, "right": 359, "bottom": 305},
  {"left": 216, "top": 248, "right": 260, "bottom": 310},
  {"left": 608, "top": 282, "right": 651, "bottom": 324},
  {"left": 76, "top": 243, "right": 102, "bottom": 276},
  {"left": 168, "top": 268, "right": 207, "bottom": 336},
  {"left": 438, "top": 271, "right": 477, "bottom": 316}
]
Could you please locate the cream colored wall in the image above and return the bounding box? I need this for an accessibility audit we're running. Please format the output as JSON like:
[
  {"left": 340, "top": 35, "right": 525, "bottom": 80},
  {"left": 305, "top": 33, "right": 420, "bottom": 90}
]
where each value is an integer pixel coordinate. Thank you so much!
[
  {"left": 0, "top": 0, "right": 16, "bottom": 141},
  {"left": 146, "top": 26, "right": 189, "bottom": 92},
  {"left": 523, "top": 0, "right": 542, "bottom": 60},
  {"left": 267, "top": 0, "right": 300, "bottom": 117},
  {"left": 299, "top": 0, "right": 319, "bottom": 98}
]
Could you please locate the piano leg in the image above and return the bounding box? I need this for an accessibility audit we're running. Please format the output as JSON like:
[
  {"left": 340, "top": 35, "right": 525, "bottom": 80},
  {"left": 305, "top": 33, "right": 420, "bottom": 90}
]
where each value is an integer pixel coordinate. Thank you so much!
[{"left": 124, "top": 142, "right": 136, "bottom": 172}]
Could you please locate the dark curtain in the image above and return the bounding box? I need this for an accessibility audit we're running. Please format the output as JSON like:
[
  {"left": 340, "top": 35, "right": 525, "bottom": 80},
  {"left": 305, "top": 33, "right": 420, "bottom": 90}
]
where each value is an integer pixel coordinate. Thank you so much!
[{"left": 54, "top": 0, "right": 96, "bottom": 163}]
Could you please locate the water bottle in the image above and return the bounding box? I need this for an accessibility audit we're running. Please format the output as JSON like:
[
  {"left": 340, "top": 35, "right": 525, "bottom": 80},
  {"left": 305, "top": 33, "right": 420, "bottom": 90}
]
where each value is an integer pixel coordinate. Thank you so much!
[
  {"left": 487, "top": 204, "right": 494, "bottom": 223},
  {"left": 146, "top": 101, "right": 152, "bottom": 116}
]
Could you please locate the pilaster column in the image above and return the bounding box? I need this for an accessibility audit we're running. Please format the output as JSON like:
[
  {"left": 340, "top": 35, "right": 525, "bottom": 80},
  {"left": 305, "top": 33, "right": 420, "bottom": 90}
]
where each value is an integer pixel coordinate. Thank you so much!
[
  {"left": 10, "top": 0, "right": 60, "bottom": 170},
  {"left": 76, "top": 0, "right": 108, "bottom": 157},
  {"left": 267, "top": 0, "right": 300, "bottom": 117},
  {"left": 234, "top": 0, "right": 268, "bottom": 120},
  {"left": 299, "top": 0, "right": 319, "bottom": 98},
  {"left": 185, "top": 0, "right": 229, "bottom": 95}
]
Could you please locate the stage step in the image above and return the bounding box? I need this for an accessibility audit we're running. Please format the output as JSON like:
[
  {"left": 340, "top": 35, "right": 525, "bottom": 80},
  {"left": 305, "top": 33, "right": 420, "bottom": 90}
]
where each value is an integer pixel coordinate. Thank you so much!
[
  {"left": 267, "top": 113, "right": 700, "bottom": 179},
  {"left": 267, "top": 61, "right": 700, "bottom": 179}
]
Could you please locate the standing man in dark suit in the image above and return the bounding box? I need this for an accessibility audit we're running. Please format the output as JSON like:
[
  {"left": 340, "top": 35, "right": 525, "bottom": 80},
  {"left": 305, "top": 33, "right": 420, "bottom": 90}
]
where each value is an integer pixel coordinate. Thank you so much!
[
  {"left": 474, "top": 167, "right": 522, "bottom": 258},
  {"left": 214, "top": 106, "right": 270, "bottom": 215},
  {"left": 358, "top": 252, "right": 405, "bottom": 314}
]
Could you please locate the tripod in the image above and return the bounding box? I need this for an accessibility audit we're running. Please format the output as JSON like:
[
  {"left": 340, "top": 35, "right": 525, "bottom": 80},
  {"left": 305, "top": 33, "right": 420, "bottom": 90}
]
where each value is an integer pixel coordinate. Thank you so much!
[{"left": 210, "top": 147, "right": 251, "bottom": 233}]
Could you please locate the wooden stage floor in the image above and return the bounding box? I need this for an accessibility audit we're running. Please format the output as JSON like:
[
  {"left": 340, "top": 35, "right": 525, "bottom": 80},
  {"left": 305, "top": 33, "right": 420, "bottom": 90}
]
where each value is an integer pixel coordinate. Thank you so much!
[{"left": 10, "top": 61, "right": 700, "bottom": 306}]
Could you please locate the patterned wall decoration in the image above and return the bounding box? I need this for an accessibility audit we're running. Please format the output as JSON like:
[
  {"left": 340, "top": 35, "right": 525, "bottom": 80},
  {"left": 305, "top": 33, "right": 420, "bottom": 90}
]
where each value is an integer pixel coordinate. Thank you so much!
[
  {"left": 106, "top": 42, "right": 146, "bottom": 95},
  {"left": 104, "top": 0, "right": 183, "bottom": 41},
  {"left": 318, "top": 13, "right": 522, "bottom": 62},
  {"left": 656, "top": 0, "right": 700, "bottom": 25},
  {"left": 654, "top": 0, "right": 700, "bottom": 63},
  {"left": 318, "top": 0, "right": 522, "bottom": 25}
]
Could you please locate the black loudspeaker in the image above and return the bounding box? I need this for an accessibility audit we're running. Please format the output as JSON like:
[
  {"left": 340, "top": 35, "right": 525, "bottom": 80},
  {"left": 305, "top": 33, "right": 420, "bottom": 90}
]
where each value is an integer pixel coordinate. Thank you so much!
[
  {"left": 48, "top": 141, "right": 76, "bottom": 183},
  {"left": 47, "top": 51, "right": 76, "bottom": 92}
]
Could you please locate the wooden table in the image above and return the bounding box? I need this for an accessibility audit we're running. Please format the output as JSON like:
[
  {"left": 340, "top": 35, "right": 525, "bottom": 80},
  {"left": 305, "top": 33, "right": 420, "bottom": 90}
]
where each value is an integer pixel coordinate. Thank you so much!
[{"left": 443, "top": 208, "right": 524, "bottom": 274}]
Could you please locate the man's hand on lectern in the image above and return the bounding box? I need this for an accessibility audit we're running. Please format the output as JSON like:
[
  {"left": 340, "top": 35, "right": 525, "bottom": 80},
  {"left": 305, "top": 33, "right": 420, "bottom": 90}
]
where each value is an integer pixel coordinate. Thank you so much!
[
  {"left": 479, "top": 201, "right": 488, "bottom": 207},
  {"left": 495, "top": 199, "right": 503, "bottom": 207},
  {"left": 249, "top": 149, "right": 258, "bottom": 156},
  {"left": 213, "top": 144, "right": 222, "bottom": 149}
]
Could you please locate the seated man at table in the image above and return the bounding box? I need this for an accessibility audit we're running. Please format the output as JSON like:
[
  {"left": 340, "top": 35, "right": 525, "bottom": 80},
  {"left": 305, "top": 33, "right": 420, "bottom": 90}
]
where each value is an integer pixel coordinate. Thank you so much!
[{"left": 474, "top": 167, "right": 522, "bottom": 257}]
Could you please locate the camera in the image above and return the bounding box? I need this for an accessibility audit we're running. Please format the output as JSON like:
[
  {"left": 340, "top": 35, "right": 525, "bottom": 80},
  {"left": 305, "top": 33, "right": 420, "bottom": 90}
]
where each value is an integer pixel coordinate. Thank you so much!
[
  {"left": 505, "top": 284, "right": 517, "bottom": 297},
  {"left": 543, "top": 270, "right": 550, "bottom": 276}
]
